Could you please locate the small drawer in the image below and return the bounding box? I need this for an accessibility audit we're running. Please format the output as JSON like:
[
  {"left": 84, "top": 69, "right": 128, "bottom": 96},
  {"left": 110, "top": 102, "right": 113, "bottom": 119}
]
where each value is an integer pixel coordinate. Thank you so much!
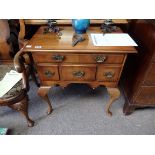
[
  {"left": 60, "top": 64, "right": 96, "bottom": 81},
  {"left": 96, "top": 65, "right": 122, "bottom": 82},
  {"left": 36, "top": 64, "right": 59, "bottom": 81},
  {"left": 32, "top": 53, "right": 125, "bottom": 64}
]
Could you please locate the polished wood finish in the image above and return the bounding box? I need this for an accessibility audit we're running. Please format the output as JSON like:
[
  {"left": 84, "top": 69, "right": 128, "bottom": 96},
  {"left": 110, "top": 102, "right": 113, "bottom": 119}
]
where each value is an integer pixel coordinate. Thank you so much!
[
  {"left": 24, "top": 26, "right": 136, "bottom": 53},
  {"left": 33, "top": 53, "right": 125, "bottom": 64},
  {"left": 22, "top": 26, "right": 137, "bottom": 116},
  {"left": 37, "top": 64, "right": 59, "bottom": 81},
  {"left": 24, "top": 19, "right": 128, "bottom": 25},
  {"left": 122, "top": 19, "right": 155, "bottom": 114},
  {"left": 97, "top": 65, "right": 122, "bottom": 82},
  {"left": 60, "top": 64, "right": 96, "bottom": 81}
]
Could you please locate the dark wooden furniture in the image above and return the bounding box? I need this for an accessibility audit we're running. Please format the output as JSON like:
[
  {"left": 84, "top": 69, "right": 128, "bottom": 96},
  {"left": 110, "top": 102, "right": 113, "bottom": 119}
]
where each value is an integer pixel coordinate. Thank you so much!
[
  {"left": 122, "top": 20, "right": 155, "bottom": 114},
  {"left": 0, "top": 20, "right": 34, "bottom": 127},
  {"left": 0, "top": 19, "right": 19, "bottom": 63},
  {"left": 0, "top": 51, "right": 34, "bottom": 127},
  {"left": 21, "top": 26, "right": 137, "bottom": 116}
]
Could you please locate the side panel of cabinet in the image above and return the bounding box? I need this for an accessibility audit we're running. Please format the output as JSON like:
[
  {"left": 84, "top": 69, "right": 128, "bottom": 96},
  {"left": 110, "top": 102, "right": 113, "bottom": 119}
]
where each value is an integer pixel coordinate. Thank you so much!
[
  {"left": 134, "top": 86, "right": 155, "bottom": 105},
  {"left": 143, "top": 62, "right": 155, "bottom": 86}
]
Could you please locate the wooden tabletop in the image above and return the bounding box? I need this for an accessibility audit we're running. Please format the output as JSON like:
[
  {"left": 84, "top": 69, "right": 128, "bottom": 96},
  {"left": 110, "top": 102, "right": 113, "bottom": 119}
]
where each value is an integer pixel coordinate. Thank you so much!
[{"left": 23, "top": 26, "right": 137, "bottom": 54}]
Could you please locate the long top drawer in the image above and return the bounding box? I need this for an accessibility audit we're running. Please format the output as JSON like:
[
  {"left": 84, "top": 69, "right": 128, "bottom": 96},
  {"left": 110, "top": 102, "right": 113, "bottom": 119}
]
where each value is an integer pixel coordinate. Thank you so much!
[{"left": 32, "top": 53, "right": 125, "bottom": 64}]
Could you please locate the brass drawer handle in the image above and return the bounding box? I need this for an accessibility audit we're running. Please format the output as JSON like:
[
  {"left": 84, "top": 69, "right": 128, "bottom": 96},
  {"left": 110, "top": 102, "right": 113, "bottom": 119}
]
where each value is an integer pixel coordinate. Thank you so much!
[
  {"left": 52, "top": 55, "right": 64, "bottom": 61},
  {"left": 104, "top": 72, "right": 115, "bottom": 78},
  {"left": 95, "top": 55, "right": 107, "bottom": 63},
  {"left": 73, "top": 71, "right": 85, "bottom": 78},
  {"left": 44, "top": 70, "right": 55, "bottom": 78}
]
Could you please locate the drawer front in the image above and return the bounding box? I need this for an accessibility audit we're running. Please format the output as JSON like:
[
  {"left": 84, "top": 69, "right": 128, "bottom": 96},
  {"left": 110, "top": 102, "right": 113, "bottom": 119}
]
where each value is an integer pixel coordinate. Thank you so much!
[
  {"left": 143, "top": 62, "right": 155, "bottom": 86},
  {"left": 135, "top": 87, "right": 155, "bottom": 105},
  {"left": 37, "top": 64, "right": 59, "bottom": 81},
  {"left": 60, "top": 65, "right": 96, "bottom": 81},
  {"left": 96, "top": 65, "right": 122, "bottom": 82},
  {"left": 32, "top": 53, "right": 124, "bottom": 64}
]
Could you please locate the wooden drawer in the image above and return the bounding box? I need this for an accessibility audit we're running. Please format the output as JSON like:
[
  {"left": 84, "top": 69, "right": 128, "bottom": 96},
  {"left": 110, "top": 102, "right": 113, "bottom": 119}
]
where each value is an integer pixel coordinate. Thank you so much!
[
  {"left": 36, "top": 64, "right": 59, "bottom": 81},
  {"left": 60, "top": 64, "right": 96, "bottom": 81},
  {"left": 32, "top": 53, "right": 124, "bottom": 64},
  {"left": 135, "top": 87, "right": 155, "bottom": 105},
  {"left": 143, "top": 62, "right": 155, "bottom": 86},
  {"left": 96, "top": 65, "right": 122, "bottom": 82}
]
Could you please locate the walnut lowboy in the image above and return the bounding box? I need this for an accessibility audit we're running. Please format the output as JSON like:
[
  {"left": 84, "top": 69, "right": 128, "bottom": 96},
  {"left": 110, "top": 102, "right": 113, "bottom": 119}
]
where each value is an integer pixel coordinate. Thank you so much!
[{"left": 22, "top": 26, "right": 137, "bottom": 116}]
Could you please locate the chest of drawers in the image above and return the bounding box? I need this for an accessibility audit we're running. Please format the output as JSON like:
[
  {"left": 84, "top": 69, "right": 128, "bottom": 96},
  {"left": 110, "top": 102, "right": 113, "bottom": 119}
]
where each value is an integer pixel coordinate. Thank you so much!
[
  {"left": 122, "top": 20, "right": 155, "bottom": 114},
  {"left": 21, "top": 26, "right": 137, "bottom": 116},
  {"left": 33, "top": 52, "right": 124, "bottom": 85}
]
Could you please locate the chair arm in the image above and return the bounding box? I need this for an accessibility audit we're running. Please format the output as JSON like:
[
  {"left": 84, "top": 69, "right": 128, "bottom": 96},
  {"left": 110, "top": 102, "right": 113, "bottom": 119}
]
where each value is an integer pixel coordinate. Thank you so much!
[
  {"left": 14, "top": 49, "right": 25, "bottom": 73},
  {"left": 14, "top": 49, "right": 30, "bottom": 91}
]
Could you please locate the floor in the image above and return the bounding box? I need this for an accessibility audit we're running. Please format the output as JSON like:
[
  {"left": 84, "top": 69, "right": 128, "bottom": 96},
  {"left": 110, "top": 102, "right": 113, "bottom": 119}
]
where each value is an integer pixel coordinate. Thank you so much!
[{"left": 0, "top": 81, "right": 155, "bottom": 135}]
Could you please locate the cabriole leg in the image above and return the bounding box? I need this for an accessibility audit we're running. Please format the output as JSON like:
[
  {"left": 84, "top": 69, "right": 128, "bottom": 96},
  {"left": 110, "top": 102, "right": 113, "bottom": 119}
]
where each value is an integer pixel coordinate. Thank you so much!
[
  {"left": 106, "top": 87, "right": 120, "bottom": 116},
  {"left": 38, "top": 86, "right": 53, "bottom": 115}
]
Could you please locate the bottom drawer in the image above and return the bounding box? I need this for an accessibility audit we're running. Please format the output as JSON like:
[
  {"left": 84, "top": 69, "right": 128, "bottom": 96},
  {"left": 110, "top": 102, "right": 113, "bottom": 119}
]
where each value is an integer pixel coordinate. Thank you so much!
[
  {"left": 96, "top": 65, "right": 122, "bottom": 82},
  {"left": 135, "top": 87, "right": 155, "bottom": 105},
  {"left": 60, "top": 65, "right": 96, "bottom": 81},
  {"left": 37, "top": 64, "right": 59, "bottom": 81}
]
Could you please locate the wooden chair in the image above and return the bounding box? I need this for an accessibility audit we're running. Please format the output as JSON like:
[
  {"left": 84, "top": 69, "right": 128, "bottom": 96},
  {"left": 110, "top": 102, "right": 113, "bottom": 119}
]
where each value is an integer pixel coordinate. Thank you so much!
[
  {"left": 0, "top": 50, "right": 34, "bottom": 127},
  {"left": 0, "top": 19, "right": 35, "bottom": 127}
]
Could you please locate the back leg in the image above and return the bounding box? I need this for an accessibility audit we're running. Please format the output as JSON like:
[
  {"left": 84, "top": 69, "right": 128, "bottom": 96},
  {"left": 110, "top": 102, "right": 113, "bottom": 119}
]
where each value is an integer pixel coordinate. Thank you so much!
[{"left": 9, "top": 95, "right": 34, "bottom": 127}]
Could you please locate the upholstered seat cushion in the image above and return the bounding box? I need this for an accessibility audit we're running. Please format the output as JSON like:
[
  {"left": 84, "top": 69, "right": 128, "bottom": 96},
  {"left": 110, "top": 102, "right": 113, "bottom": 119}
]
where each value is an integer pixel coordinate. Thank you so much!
[{"left": 0, "top": 65, "right": 22, "bottom": 99}]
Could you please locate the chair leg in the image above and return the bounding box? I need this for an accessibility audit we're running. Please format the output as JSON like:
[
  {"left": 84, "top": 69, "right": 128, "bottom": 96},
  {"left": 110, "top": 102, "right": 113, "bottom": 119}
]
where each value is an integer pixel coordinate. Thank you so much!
[{"left": 8, "top": 95, "right": 34, "bottom": 127}]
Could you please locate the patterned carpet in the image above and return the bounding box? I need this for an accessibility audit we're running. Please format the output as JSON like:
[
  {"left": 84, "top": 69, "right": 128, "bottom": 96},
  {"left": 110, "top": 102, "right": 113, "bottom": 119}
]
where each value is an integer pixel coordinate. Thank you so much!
[{"left": 0, "top": 81, "right": 155, "bottom": 135}]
